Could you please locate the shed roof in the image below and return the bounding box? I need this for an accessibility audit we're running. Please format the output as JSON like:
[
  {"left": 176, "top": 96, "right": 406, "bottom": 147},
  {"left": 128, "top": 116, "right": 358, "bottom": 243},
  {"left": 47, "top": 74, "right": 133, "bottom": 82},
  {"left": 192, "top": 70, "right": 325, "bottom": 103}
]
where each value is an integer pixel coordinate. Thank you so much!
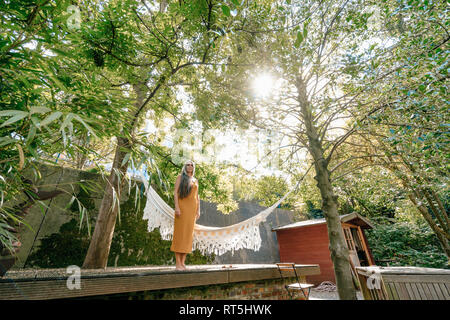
[{"left": 272, "top": 212, "right": 374, "bottom": 231}]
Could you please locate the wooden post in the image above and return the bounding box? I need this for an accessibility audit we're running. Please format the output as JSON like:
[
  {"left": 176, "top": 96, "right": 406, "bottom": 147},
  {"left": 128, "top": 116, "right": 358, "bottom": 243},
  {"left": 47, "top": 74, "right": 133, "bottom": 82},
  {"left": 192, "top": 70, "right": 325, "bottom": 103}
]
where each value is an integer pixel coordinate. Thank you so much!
[{"left": 357, "top": 226, "right": 374, "bottom": 265}]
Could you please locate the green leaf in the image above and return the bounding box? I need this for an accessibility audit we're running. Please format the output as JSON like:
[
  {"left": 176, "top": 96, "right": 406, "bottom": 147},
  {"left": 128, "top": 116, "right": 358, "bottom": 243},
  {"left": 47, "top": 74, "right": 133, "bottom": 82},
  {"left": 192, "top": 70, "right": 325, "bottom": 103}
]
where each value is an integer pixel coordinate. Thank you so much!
[
  {"left": 0, "top": 113, "right": 28, "bottom": 128},
  {"left": 294, "top": 31, "right": 303, "bottom": 48},
  {"left": 0, "top": 136, "right": 16, "bottom": 147},
  {"left": 121, "top": 153, "right": 131, "bottom": 167},
  {"left": 40, "top": 111, "right": 63, "bottom": 127},
  {"left": 0, "top": 110, "right": 28, "bottom": 117},
  {"left": 231, "top": 0, "right": 240, "bottom": 6},
  {"left": 73, "top": 114, "right": 99, "bottom": 139},
  {"left": 61, "top": 113, "right": 74, "bottom": 131},
  {"left": 25, "top": 125, "right": 37, "bottom": 146},
  {"left": 221, "top": 5, "right": 231, "bottom": 16},
  {"left": 30, "top": 107, "right": 51, "bottom": 115},
  {"left": 61, "top": 127, "right": 67, "bottom": 148}
]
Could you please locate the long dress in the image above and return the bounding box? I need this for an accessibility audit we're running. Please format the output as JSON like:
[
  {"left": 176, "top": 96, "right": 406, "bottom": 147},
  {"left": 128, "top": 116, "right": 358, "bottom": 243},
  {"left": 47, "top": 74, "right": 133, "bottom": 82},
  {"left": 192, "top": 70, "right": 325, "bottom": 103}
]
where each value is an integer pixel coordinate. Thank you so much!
[{"left": 170, "top": 179, "right": 199, "bottom": 253}]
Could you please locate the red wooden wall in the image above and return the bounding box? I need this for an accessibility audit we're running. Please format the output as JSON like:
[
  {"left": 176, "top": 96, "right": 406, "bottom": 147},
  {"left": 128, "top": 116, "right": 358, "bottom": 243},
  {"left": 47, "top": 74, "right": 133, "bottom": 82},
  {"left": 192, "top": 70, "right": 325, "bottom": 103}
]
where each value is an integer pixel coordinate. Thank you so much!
[{"left": 276, "top": 224, "right": 336, "bottom": 285}]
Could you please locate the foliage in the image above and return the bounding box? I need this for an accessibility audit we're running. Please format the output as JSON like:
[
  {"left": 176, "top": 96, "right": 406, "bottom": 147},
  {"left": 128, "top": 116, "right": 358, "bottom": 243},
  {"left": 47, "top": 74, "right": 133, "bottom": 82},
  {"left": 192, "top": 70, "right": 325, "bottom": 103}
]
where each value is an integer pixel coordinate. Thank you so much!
[
  {"left": 0, "top": 0, "right": 130, "bottom": 251},
  {"left": 333, "top": 165, "right": 403, "bottom": 220},
  {"left": 304, "top": 200, "right": 324, "bottom": 219},
  {"left": 26, "top": 218, "right": 91, "bottom": 268},
  {"left": 331, "top": 0, "right": 450, "bottom": 255},
  {"left": 252, "top": 175, "right": 295, "bottom": 209},
  {"left": 366, "top": 218, "right": 448, "bottom": 269}
]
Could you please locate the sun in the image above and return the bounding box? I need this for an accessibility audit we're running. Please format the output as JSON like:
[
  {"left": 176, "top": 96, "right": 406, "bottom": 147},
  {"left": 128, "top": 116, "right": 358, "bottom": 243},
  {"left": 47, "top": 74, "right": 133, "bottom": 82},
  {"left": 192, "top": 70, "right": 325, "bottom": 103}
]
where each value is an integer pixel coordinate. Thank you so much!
[{"left": 251, "top": 73, "right": 274, "bottom": 98}]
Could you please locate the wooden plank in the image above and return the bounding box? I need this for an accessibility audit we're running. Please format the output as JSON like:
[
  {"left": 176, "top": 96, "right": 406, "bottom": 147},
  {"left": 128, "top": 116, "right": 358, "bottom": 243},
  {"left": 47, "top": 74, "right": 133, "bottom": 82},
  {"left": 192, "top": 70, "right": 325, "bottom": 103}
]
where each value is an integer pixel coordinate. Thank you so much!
[
  {"left": 398, "top": 282, "right": 412, "bottom": 300},
  {"left": 426, "top": 283, "right": 439, "bottom": 300},
  {"left": 387, "top": 282, "right": 399, "bottom": 300},
  {"left": 379, "top": 281, "right": 389, "bottom": 300},
  {"left": 418, "top": 282, "right": 433, "bottom": 300},
  {"left": 357, "top": 226, "right": 373, "bottom": 265},
  {"left": 390, "top": 282, "right": 402, "bottom": 299},
  {"left": 438, "top": 283, "right": 450, "bottom": 300},
  {"left": 364, "top": 267, "right": 450, "bottom": 276},
  {"left": 384, "top": 282, "right": 394, "bottom": 300},
  {"left": 1, "top": 271, "right": 230, "bottom": 300},
  {"left": 433, "top": 283, "right": 445, "bottom": 300},
  {"left": 405, "top": 282, "right": 418, "bottom": 300},
  {"left": 229, "top": 265, "right": 320, "bottom": 283},
  {"left": 373, "top": 289, "right": 381, "bottom": 300},
  {"left": 368, "top": 287, "right": 376, "bottom": 300},
  {"left": 229, "top": 268, "right": 278, "bottom": 282},
  {"left": 383, "top": 274, "right": 450, "bottom": 284},
  {"left": 357, "top": 273, "right": 371, "bottom": 300},
  {"left": 1, "top": 264, "right": 321, "bottom": 300},
  {"left": 415, "top": 282, "right": 427, "bottom": 299},
  {"left": 276, "top": 262, "right": 295, "bottom": 268},
  {"left": 410, "top": 283, "right": 422, "bottom": 300},
  {"left": 356, "top": 266, "right": 450, "bottom": 276},
  {"left": 375, "top": 288, "right": 384, "bottom": 300}
]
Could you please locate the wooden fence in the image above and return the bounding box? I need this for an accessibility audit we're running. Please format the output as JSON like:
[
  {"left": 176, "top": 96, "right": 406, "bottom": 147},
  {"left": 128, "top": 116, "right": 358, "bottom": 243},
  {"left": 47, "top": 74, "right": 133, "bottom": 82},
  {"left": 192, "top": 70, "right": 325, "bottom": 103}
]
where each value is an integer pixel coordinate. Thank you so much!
[{"left": 356, "top": 266, "right": 450, "bottom": 300}]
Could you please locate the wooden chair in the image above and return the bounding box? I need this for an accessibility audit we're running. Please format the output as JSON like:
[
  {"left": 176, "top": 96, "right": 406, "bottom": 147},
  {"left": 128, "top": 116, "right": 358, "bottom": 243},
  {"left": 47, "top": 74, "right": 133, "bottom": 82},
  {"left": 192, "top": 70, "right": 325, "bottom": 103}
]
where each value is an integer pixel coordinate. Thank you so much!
[{"left": 276, "top": 263, "right": 315, "bottom": 300}]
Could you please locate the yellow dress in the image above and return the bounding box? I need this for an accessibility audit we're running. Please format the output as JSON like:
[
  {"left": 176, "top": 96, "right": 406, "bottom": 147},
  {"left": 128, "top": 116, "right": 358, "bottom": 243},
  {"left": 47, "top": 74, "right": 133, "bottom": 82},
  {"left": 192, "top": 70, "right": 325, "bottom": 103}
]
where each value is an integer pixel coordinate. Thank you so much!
[{"left": 170, "top": 180, "right": 199, "bottom": 253}]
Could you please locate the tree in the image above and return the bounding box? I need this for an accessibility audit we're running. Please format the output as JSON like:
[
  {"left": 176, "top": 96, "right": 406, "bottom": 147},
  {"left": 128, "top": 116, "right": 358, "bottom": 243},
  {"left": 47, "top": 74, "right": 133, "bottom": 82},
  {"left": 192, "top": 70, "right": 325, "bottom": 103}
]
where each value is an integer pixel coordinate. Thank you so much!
[
  {"left": 80, "top": 0, "right": 255, "bottom": 268},
  {"left": 0, "top": 0, "right": 129, "bottom": 256},
  {"left": 185, "top": 0, "right": 385, "bottom": 299},
  {"left": 328, "top": 0, "right": 449, "bottom": 258}
]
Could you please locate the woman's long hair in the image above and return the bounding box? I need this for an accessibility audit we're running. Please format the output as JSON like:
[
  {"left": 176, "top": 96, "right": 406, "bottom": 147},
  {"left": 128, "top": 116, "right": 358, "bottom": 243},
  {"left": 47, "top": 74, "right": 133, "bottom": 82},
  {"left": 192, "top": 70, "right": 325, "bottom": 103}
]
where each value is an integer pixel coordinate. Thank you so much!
[{"left": 178, "top": 160, "right": 196, "bottom": 199}]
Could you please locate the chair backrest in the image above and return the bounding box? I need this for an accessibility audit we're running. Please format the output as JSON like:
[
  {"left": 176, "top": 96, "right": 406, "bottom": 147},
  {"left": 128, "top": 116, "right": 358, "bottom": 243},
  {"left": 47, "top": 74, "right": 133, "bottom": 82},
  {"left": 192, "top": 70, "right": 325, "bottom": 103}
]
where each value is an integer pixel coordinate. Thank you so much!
[{"left": 276, "top": 262, "right": 300, "bottom": 283}]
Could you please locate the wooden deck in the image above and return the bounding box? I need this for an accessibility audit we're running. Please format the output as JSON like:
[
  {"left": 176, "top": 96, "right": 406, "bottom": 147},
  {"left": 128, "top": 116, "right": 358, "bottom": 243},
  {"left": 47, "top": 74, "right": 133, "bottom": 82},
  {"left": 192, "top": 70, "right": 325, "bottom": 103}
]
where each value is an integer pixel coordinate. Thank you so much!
[
  {"left": 356, "top": 266, "right": 450, "bottom": 300},
  {"left": 0, "top": 263, "right": 320, "bottom": 300}
]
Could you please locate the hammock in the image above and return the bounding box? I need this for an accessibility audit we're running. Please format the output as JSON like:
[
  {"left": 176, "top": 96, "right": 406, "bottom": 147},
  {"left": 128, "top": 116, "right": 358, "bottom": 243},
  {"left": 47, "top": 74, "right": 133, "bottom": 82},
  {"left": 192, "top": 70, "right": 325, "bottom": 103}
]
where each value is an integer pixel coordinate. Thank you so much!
[{"left": 139, "top": 172, "right": 301, "bottom": 256}]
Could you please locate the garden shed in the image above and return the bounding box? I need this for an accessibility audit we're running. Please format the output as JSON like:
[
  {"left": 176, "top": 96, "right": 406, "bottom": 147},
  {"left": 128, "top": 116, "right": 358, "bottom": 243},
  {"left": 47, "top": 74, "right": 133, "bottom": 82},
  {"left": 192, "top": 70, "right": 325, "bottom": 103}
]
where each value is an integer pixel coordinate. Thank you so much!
[{"left": 272, "top": 212, "right": 376, "bottom": 285}]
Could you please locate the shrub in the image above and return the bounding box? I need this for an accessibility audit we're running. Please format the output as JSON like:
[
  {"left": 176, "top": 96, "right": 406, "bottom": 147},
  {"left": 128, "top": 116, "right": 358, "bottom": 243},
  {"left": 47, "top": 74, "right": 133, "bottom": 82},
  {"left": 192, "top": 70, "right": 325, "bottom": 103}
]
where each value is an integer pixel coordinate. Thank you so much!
[{"left": 365, "top": 219, "right": 448, "bottom": 269}]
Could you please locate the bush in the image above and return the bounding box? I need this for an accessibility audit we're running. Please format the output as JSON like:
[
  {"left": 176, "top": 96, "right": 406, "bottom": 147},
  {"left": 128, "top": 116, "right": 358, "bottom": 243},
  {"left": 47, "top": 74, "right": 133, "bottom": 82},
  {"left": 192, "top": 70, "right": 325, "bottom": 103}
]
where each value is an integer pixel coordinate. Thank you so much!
[{"left": 365, "top": 219, "right": 449, "bottom": 269}]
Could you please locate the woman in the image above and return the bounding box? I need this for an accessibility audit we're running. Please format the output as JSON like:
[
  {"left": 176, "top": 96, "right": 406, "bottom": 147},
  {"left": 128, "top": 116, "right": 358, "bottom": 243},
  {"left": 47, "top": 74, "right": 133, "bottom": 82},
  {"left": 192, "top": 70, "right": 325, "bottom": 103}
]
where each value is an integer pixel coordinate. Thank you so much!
[{"left": 170, "top": 160, "right": 200, "bottom": 270}]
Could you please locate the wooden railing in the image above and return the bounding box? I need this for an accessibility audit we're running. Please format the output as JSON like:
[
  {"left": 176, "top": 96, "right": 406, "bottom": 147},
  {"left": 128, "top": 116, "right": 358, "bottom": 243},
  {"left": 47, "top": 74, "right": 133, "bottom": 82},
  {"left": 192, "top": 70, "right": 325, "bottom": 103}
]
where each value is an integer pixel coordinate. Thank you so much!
[{"left": 356, "top": 266, "right": 450, "bottom": 300}]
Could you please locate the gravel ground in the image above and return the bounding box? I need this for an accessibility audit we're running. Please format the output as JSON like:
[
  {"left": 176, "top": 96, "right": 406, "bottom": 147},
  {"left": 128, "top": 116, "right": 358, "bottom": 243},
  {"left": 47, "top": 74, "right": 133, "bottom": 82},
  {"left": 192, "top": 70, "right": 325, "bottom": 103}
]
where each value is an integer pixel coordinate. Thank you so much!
[{"left": 308, "top": 288, "right": 364, "bottom": 300}]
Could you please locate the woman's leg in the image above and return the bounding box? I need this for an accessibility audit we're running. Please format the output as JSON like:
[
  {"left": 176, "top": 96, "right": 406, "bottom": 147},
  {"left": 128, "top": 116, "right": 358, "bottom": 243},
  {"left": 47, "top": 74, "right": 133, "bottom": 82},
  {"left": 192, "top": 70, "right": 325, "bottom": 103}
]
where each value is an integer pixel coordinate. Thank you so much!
[
  {"left": 181, "top": 253, "right": 187, "bottom": 269},
  {"left": 175, "top": 252, "right": 183, "bottom": 270}
]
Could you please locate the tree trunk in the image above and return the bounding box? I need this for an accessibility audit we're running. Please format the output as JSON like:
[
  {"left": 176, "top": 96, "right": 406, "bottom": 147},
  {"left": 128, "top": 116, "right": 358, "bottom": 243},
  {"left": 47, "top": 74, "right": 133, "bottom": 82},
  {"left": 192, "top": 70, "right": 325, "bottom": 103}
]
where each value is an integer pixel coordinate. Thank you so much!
[
  {"left": 408, "top": 192, "right": 450, "bottom": 259},
  {"left": 297, "top": 76, "right": 357, "bottom": 300},
  {"left": 376, "top": 141, "right": 450, "bottom": 259},
  {"left": 82, "top": 84, "right": 146, "bottom": 269},
  {"left": 314, "top": 160, "right": 357, "bottom": 300},
  {"left": 82, "top": 135, "right": 131, "bottom": 269}
]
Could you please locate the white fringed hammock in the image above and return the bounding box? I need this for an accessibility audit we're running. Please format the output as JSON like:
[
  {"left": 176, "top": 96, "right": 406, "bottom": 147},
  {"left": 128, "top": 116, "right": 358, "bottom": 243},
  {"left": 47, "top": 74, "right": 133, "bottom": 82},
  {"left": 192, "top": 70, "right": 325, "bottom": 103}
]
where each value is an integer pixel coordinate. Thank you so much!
[{"left": 140, "top": 172, "right": 302, "bottom": 256}]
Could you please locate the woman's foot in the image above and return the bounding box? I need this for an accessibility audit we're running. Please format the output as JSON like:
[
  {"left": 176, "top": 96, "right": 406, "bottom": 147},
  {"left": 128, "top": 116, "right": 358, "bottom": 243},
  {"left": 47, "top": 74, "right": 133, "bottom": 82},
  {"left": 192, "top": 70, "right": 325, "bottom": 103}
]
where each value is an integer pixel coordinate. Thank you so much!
[{"left": 175, "top": 264, "right": 184, "bottom": 271}]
